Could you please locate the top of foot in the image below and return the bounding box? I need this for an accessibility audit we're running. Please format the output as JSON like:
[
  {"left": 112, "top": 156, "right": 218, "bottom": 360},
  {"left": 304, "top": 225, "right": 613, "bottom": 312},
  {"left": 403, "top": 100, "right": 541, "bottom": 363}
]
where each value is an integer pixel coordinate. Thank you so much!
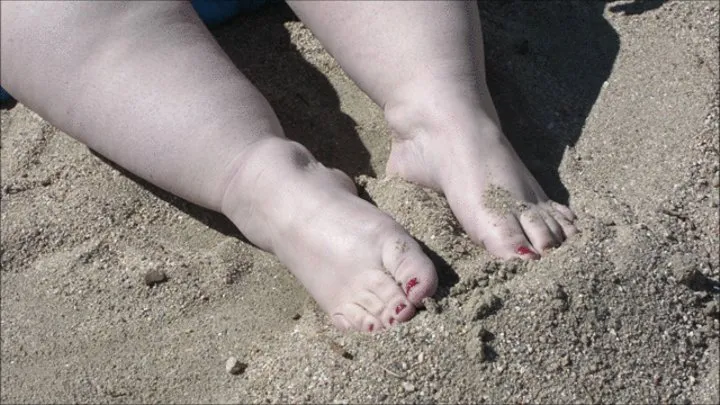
[
  {"left": 385, "top": 86, "right": 578, "bottom": 260},
  {"left": 221, "top": 138, "right": 438, "bottom": 332}
]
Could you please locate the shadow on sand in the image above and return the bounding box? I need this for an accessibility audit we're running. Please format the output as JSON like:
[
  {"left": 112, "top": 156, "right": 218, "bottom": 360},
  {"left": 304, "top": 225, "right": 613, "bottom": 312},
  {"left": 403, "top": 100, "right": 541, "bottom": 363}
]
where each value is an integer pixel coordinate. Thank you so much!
[
  {"left": 479, "top": 0, "right": 621, "bottom": 204},
  {"left": 82, "top": 0, "right": 655, "bottom": 293}
]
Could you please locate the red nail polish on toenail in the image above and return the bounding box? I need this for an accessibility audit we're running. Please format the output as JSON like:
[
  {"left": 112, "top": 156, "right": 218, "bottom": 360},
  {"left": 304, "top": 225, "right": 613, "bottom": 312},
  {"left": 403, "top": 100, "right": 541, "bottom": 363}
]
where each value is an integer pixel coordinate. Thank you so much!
[
  {"left": 405, "top": 278, "right": 419, "bottom": 294},
  {"left": 395, "top": 303, "right": 407, "bottom": 314},
  {"left": 368, "top": 324, "right": 374, "bottom": 332},
  {"left": 389, "top": 318, "right": 395, "bottom": 325},
  {"left": 516, "top": 246, "right": 534, "bottom": 256}
]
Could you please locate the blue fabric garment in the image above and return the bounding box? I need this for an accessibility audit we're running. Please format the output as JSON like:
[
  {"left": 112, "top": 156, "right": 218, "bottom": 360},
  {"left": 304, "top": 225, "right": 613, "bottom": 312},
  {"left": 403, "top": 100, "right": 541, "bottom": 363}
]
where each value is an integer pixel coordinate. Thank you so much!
[
  {"left": 0, "top": 0, "right": 274, "bottom": 103},
  {"left": 0, "top": 87, "right": 11, "bottom": 103},
  {"left": 192, "top": 0, "right": 271, "bottom": 27}
]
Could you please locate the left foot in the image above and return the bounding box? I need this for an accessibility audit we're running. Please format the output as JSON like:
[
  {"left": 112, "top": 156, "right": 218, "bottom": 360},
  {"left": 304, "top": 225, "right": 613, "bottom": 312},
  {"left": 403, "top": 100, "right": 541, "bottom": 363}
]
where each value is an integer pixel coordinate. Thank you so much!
[{"left": 384, "top": 82, "right": 578, "bottom": 259}]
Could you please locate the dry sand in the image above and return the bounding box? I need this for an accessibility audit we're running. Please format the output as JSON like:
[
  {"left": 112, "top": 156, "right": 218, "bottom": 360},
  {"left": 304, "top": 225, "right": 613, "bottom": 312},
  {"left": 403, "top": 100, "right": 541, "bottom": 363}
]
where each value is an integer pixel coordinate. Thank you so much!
[{"left": 1, "top": 1, "right": 719, "bottom": 403}]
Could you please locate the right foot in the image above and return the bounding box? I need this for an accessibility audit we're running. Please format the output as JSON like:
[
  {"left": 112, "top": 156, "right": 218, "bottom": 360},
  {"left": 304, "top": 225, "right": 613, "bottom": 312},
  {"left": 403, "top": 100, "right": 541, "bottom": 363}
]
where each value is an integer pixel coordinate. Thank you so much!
[
  {"left": 384, "top": 81, "right": 579, "bottom": 260},
  {"left": 221, "top": 138, "right": 438, "bottom": 332}
]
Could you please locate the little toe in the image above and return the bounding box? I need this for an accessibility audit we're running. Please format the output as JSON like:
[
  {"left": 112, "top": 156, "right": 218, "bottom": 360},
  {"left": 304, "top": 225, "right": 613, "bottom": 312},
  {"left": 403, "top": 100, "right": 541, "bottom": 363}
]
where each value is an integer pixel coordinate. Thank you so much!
[
  {"left": 381, "top": 234, "right": 438, "bottom": 305},
  {"left": 540, "top": 206, "right": 566, "bottom": 243},
  {"left": 334, "top": 302, "right": 383, "bottom": 333},
  {"left": 519, "top": 209, "right": 559, "bottom": 253},
  {"left": 551, "top": 201, "right": 577, "bottom": 222},
  {"left": 482, "top": 215, "right": 540, "bottom": 260},
  {"left": 550, "top": 209, "right": 579, "bottom": 238},
  {"left": 331, "top": 313, "right": 352, "bottom": 331}
]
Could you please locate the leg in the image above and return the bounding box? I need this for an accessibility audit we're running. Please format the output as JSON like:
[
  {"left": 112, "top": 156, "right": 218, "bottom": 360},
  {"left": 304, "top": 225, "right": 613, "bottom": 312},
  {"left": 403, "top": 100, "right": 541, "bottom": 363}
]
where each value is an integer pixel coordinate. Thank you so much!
[
  {"left": 0, "top": 0, "right": 437, "bottom": 331},
  {"left": 289, "top": 0, "right": 578, "bottom": 259}
]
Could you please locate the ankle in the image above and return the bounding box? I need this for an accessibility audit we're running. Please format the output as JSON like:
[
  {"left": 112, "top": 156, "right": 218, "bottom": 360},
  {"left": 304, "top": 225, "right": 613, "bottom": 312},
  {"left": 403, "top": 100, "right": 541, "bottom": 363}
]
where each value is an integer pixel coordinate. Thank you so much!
[
  {"left": 219, "top": 137, "right": 314, "bottom": 233},
  {"left": 383, "top": 79, "right": 499, "bottom": 142}
]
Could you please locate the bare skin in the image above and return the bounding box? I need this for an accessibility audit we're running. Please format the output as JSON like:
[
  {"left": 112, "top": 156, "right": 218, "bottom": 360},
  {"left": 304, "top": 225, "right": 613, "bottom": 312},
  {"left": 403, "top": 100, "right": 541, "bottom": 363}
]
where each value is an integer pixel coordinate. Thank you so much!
[
  {"left": 289, "top": 1, "right": 578, "bottom": 259},
  {"left": 1, "top": 1, "right": 576, "bottom": 332}
]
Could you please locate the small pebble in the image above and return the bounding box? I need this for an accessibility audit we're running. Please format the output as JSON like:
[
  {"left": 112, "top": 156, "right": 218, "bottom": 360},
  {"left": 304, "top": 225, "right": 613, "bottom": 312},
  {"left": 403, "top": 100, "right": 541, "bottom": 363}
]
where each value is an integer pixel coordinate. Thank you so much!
[
  {"left": 422, "top": 297, "right": 442, "bottom": 314},
  {"left": 673, "top": 266, "right": 710, "bottom": 290},
  {"left": 225, "top": 357, "right": 247, "bottom": 375},
  {"left": 476, "top": 327, "right": 495, "bottom": 342},
  {"left": 468, "top": 294, "right": 502, "bottom": 321},
  {"left": 144, "top": 269, "right": 167, "bottom": 286},
  {"left": 402, "top": 381, "right": 416, "bottom": 392},
  {"left": 703, "top": 301, "right": 719, "bottom": 319}
]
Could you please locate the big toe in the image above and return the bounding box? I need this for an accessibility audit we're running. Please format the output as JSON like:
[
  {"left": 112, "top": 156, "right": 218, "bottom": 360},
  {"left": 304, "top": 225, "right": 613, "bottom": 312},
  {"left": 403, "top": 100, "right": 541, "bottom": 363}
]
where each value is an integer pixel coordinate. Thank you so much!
[
  {"left": 480, "top": 214, "right": 541, "bottom": 260},
  {"left": 381, "top": 230, "right": 438, "bottom": 305}
]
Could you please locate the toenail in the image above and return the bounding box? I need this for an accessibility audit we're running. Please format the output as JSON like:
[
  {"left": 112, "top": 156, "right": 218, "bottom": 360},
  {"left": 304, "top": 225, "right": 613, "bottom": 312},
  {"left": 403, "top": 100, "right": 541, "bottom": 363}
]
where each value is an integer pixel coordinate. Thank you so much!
[
  {"left": 389, "top": 318, "right": 395, "bottom": 325},
  {"left": 368, "top": 324, "right": 374, "bottom": 332},
  {"left": 395, "top": 303, "right": 407, "bottom": 314},
  {"left": 405, "top": 278, "right": 419, "bottom": 294},
  {"left": 516, "top": 246, "right": 535, "bottom": 256}
]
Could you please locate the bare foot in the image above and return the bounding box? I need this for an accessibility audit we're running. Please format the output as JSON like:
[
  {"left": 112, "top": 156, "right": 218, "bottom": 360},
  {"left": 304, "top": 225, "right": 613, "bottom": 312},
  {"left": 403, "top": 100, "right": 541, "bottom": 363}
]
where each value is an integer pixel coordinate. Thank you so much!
[
  {"left": 0, "top": 0, "right": 437, "bottom": 334},
  {"left": 385, "top": 82, "right": 578, "bottom": 260},
  {"left": 221, "top": 138, "right": 438, "bottom": 332}
]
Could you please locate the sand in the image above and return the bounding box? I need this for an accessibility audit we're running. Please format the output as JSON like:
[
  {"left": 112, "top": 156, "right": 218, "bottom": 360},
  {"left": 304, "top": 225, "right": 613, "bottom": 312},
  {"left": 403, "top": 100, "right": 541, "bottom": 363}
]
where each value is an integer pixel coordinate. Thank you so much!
[{"left": 1, "top": 1, "right": 718, "bottom": 403}]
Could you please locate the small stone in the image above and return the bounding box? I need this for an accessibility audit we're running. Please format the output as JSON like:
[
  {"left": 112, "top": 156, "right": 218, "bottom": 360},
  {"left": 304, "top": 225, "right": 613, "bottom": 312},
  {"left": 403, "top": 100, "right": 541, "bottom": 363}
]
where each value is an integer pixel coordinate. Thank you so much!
[
  {"left": 417, "top": 352, "right": 425, "bottom": 363},
  {"left": 464, "top": 339, "right": 487, "bottom": 362},
  {"left": 329, "top": 341, "right": 354, "bottom": 360},
  {"left": 673, "top": 266, "right": 710, "bottom": 290},
  {"left": 143, "top": 269, "right": 167, "bottom": 286},
  {"left": 402, "top": 381, "right": 416, "bottom": 392},
  {"left": 703, "top": 301, "right": 719, "bottom": 319},
  {"left": 476, "top": 327, "right": 495, "bottom": 342},
  {"left": 225, "top": 357, "right": 247, "bottom": 375},
  {"left": 422, "top": 297, "right": 442, "bottom": 314},
  {"left": 291, "top": 313, "right": 302, "bottom": 320},
  {"left": 466, "top": 294, "right": 502, "bottom": 321}
]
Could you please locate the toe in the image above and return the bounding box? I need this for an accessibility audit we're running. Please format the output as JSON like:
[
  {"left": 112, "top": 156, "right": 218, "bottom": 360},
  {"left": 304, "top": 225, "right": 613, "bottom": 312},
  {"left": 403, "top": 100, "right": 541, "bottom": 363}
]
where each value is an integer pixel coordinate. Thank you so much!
[
  {"left": 387, "top": 296, "right": 416, "bottom": 325},
  {"left": 331, "top": 313, "right": 352, "bottom": 331},
  {"left": 333, "top": 303, "right": 382, "bottom": 333},
  {"left": 354, "top": 289, "right": 388, "bottom": 318},
  {"left": 366, "top": 274, "right": 417, "bottom": 327},
  {"left": 481, "top": 214, "right": 540, "bottom": 260},
  {"left": 551, "top": 201, "right": 576, "bottom": 222},
  {"left": 550, "top": 209, "right": 579, "bottom": 238},
  {"left": 519, "top": 209, "right": 559, "bottom": 253},
  {"left": 540, "top": 206, "right": 566, "bottom": 243},
  {"left": 381, "top": 233, "right": 438, "bottom": 306}
]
